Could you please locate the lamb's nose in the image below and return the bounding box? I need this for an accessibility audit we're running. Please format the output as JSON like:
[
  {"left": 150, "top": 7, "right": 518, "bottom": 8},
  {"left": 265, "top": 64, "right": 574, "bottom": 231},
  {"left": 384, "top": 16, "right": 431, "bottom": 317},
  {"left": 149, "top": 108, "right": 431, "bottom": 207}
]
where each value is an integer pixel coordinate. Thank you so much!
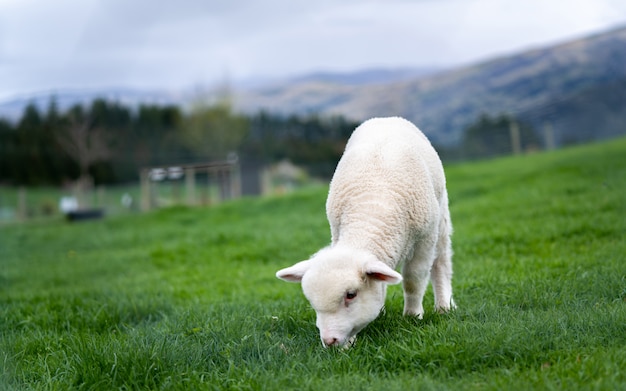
[{"left": 323, "top": 337, "right": 339, "bottom": 347}]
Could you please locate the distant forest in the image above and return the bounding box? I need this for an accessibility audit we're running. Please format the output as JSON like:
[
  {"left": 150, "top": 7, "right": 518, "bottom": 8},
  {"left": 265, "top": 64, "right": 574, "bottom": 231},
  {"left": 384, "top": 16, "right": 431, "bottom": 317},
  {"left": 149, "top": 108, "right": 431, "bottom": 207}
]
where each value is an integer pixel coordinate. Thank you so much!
[{"left": 0, "top": 97, "right": 541, "bottom": 186}]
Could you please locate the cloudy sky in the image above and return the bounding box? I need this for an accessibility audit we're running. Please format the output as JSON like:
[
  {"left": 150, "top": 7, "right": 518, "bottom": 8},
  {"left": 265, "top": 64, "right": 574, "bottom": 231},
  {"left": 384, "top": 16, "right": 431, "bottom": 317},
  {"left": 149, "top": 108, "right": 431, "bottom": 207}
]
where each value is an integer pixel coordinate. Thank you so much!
[{"left": 1, "top": 0, "right": 626, "bottom": 100}]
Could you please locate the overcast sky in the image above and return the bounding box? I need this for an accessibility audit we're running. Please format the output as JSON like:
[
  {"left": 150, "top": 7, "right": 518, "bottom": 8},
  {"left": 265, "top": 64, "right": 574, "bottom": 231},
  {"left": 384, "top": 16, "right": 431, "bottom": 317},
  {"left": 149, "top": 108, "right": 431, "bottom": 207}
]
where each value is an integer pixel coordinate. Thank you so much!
[{"left": 1, "top": 0, "right": 626, "bottom": 100}]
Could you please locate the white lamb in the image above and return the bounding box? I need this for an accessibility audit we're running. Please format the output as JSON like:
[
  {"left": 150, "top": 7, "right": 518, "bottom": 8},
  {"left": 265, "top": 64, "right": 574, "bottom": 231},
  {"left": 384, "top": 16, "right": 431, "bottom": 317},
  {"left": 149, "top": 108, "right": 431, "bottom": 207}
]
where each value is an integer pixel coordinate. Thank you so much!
[{"left": 276, "top": 116, "right": 455, "bottom": 348}]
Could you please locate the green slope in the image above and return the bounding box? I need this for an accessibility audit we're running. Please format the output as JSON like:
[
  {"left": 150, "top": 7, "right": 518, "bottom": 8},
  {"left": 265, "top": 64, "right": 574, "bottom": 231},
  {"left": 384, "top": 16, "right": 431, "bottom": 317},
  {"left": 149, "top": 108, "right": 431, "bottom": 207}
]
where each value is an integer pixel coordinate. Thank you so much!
[{"left": 1, "top": 137, "right": 625, "bottom": 390}]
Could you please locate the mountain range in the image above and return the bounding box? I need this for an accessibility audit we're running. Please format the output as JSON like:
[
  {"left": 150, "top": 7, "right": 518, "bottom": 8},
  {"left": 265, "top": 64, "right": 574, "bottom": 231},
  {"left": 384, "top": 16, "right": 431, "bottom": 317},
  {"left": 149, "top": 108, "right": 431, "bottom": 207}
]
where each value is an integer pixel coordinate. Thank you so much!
[
  {"left": 2, "top": 25, "right": 625, "bottom": 147},
  {"left": 234, "top": 25, "right": 626, "bottom": 146}
]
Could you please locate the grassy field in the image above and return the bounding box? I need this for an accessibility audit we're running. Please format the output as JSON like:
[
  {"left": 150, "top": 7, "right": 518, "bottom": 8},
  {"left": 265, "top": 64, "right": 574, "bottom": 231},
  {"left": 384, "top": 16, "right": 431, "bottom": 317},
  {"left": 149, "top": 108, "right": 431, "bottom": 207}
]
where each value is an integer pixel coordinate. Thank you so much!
[{"left": 1, "top": 137, "right": 625, "bottom": 390}]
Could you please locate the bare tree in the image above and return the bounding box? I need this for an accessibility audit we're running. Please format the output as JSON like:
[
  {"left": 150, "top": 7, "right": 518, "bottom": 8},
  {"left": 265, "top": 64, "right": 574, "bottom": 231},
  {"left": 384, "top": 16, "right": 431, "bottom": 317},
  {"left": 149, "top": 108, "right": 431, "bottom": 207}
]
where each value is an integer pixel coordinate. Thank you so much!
[{"left": 56, "top": 115, "right": 111, "bottom": 206}]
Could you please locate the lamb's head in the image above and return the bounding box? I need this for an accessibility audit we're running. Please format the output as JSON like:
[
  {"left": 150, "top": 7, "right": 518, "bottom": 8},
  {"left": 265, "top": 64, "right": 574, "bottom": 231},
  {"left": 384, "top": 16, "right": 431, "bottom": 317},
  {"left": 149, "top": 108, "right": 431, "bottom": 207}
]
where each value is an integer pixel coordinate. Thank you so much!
[{"left": 276, "top": 246, "right": 402, "bottom": 348}]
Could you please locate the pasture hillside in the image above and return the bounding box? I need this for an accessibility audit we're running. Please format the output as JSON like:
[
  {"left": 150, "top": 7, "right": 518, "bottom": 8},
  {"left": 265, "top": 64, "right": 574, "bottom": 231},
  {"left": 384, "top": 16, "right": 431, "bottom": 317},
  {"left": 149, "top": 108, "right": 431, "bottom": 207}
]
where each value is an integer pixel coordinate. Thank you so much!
[{"left": 1, "top": 137, "right": 625, "bottom": 390}]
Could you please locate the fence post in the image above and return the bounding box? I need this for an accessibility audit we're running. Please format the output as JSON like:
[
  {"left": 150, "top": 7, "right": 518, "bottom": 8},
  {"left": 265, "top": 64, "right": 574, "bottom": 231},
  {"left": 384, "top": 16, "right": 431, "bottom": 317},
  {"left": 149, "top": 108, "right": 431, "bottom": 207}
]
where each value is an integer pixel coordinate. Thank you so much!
[
  {"left": 18, "top": 187, "right": 27, "bottom": 221},
  {"left": 97, "top": 185, "right": 105, "bottom": 208},
  {"left": 509, "top": 121, "right": 521, "bottom": 155},
  {"left": 219, "top": 169, "right": 229, "bottom": 201},
  {"left": 231, "top": 164, "right": 241, "bottom": 199},
  {"left": 203, "top": 169, "right": 213, "bottom": 205},
  {"left": 140, "top": 169, "right": 151, "bottom": 211},
  {"left": 185, "top": 166, "right": 196, "bottom": 206},
  {"left": 544, "top": 122, "right": 556, "bottom": 150}
]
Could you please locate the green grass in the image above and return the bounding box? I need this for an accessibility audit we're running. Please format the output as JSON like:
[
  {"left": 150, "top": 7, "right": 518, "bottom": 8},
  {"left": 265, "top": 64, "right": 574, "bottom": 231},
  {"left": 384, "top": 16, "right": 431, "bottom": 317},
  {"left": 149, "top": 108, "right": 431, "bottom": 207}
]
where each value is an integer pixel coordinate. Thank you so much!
[{"left": 1, "top": 137, "right": 625, "bottom": 390}]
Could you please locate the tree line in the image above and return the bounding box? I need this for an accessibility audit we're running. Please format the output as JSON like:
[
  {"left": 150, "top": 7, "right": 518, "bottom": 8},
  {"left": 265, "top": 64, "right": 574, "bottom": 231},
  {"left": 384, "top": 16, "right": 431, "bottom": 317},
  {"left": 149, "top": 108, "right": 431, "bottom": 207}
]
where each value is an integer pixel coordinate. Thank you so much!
[
  {"left": 0, "top": 97, "right": 540, "bottom": 186},
  {"left": 0, "top": 98, "right": 360, "bottom": 186}
]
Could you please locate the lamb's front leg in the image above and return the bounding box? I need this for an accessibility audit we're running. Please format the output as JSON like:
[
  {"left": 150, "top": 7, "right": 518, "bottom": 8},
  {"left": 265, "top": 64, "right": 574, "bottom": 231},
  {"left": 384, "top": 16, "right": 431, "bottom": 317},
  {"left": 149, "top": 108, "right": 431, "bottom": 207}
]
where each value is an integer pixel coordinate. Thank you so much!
[{"left": 401, "top": 258, "right": 432, "bottom": 318}]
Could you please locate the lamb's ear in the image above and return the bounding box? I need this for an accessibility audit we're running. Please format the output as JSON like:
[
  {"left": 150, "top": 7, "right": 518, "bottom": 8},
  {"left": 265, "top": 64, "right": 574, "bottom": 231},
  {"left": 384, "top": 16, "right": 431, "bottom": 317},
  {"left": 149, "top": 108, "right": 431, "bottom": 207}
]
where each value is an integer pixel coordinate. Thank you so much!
[
  {"left": 276, "top": 260, "right": 312, "bottom": 283},
  {"left": 364, "top": 261, "right": 403, "bottom": 284}
]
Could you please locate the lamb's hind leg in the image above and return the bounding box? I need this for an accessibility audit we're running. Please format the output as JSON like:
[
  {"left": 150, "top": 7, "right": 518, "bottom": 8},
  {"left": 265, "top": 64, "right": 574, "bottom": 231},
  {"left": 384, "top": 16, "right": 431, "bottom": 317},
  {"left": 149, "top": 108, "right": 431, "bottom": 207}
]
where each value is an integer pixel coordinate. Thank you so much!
[{"left": 430, "top": 209, "right": 455, "bottom": 313}]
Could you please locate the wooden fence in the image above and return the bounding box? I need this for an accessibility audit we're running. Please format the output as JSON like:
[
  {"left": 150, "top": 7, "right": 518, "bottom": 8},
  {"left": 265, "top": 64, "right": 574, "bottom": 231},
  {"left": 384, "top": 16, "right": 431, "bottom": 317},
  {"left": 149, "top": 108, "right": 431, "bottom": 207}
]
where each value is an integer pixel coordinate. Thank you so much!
[{"left": 139, "top": 160, "right": 241, "bottom": 211}]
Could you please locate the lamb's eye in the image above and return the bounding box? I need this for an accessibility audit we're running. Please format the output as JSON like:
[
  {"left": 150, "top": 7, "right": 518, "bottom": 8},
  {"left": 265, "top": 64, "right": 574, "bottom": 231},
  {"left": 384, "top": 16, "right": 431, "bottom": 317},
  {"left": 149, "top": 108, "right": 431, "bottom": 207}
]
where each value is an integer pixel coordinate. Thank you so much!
[{"left": 345, "top": 291, "right": 357, "bottom": 300}]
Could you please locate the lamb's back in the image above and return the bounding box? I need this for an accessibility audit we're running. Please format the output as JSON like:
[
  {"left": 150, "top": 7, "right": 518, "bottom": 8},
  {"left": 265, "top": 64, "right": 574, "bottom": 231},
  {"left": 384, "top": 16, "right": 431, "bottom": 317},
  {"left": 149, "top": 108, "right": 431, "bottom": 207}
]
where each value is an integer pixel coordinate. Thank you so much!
[{"left": 326, "top": 117, "right": 445, "bottom": 264}]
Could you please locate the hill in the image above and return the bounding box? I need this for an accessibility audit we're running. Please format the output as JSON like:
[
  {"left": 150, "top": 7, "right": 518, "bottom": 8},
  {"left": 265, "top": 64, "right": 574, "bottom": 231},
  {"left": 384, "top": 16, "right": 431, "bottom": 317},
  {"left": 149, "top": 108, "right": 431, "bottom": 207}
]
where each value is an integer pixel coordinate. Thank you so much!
[
  {"left": 235, "top": 25, "right": 626, "bottom": 146},
  {"left": 287, "top": 67, "right": 441, "bottom": 86}
]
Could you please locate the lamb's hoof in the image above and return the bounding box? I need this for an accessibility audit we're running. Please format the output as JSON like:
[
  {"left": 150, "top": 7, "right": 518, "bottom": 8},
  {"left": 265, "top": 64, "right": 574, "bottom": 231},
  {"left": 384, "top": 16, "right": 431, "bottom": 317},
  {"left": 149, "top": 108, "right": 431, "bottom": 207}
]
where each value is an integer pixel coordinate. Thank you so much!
[
  {"left": 436, "top": 301, "right": 457, "bottom": 314},
  {"left": 343, "top": 336, "right": 356, "bottom": 350},
  {"left": 403, "top": 310, "right": 424, "bottom": 319}
]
